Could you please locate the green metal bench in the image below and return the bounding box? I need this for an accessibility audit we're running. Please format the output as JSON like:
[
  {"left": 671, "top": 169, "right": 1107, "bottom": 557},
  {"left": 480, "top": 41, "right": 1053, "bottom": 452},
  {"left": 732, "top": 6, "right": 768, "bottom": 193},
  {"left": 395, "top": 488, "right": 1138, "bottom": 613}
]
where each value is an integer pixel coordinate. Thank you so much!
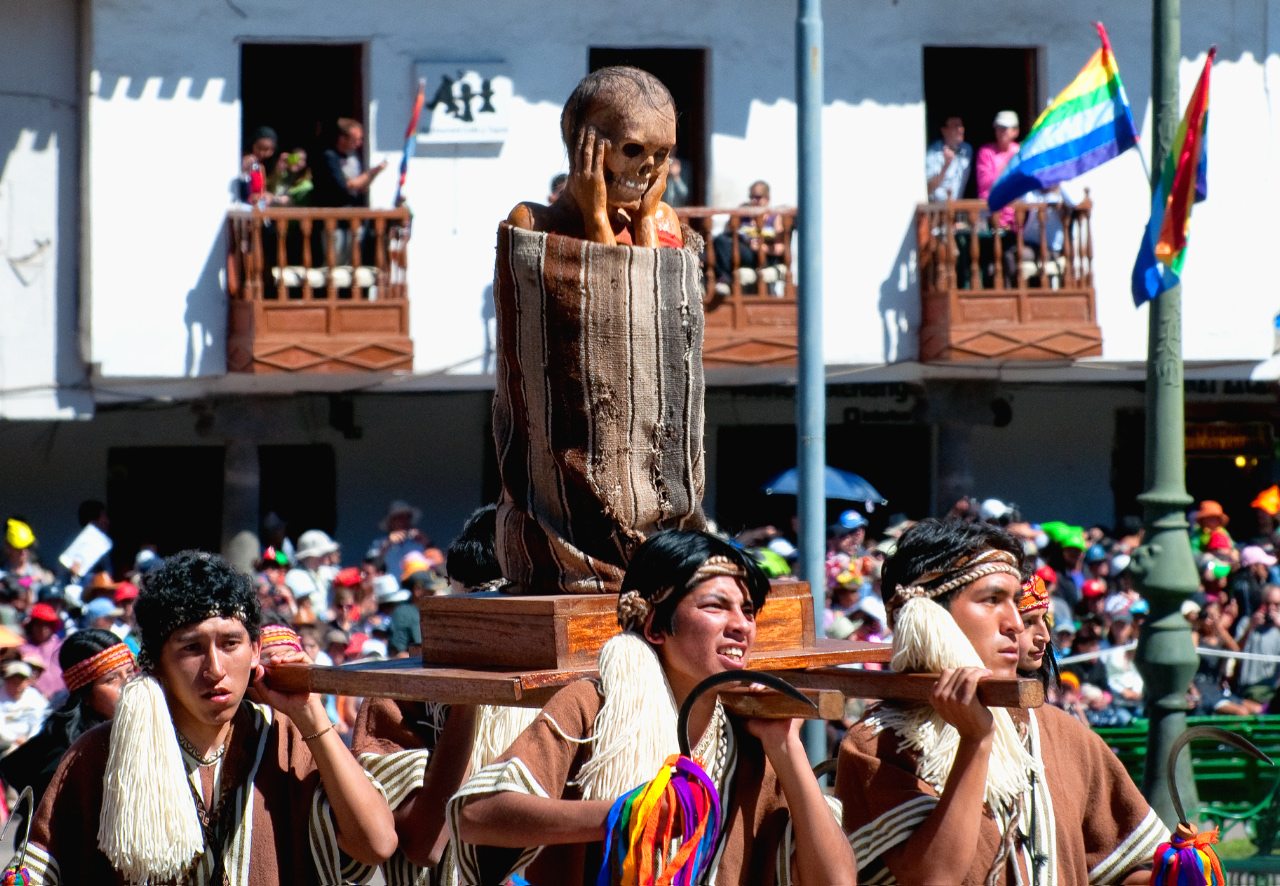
[{"left": 1094, "top": 715, "right": 1280, "bottom": 855}]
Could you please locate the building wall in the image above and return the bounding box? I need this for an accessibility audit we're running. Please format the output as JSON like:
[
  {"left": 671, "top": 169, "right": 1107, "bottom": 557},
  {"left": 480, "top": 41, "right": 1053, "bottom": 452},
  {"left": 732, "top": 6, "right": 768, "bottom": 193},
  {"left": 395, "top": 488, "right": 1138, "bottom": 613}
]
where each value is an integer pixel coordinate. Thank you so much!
[
  {"left": 0, "top": 392, "right": 494, "bottom": 570},
  {"left": 79, "top": 0, "right": 1280, "bottom": 384},
  {"left": 0, "top": 0, "right": 91, "bottom": 419}
]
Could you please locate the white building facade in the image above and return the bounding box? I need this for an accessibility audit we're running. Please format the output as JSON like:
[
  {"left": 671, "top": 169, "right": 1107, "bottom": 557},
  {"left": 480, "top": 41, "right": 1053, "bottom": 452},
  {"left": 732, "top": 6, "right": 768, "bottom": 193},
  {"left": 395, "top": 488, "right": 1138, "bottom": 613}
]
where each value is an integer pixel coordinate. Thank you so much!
[{"left": 2, "top": 0, "right": 1279, "bottom": 567}]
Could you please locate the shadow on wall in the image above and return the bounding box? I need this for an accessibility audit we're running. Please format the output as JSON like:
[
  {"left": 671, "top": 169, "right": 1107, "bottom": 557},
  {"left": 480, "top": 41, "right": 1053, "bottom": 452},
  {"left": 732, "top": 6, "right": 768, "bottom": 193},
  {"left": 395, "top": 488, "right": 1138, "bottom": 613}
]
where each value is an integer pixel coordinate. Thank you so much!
[
  {"left": 184, "top": 229, "right": 228, "bottom": 376},
  {"left": 878, "top": 221, "right": 919, "bottom": 363},
  {"left": 0, "top": 106, "right": 88, "bottom": 407}
]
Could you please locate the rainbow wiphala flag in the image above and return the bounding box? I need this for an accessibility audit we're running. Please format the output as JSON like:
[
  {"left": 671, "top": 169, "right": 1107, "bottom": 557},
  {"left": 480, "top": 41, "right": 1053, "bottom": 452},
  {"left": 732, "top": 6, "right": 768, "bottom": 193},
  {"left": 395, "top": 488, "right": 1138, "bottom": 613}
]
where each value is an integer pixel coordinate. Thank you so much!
[
  {"left": 987, "top": 23, "right": 1138, "bottom": 211},
  {"left": 1132, "top": 48, "right": 1213, "bottom": 306}
]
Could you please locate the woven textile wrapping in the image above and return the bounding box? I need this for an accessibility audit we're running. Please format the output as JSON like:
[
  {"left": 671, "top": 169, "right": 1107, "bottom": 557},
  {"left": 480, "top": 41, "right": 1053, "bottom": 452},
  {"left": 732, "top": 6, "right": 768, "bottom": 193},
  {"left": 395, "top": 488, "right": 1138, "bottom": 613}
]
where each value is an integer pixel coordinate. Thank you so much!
[{"left": 492, "top": 222, "right": 707, "bottom": 594}]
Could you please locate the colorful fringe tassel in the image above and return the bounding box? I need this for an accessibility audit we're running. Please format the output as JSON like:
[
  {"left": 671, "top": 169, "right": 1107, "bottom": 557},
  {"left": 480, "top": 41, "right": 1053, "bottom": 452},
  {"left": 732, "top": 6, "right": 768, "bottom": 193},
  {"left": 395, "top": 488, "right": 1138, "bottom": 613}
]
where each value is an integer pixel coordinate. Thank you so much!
[
  {"left": 1151, "top": 823, "right": 1225, "bottom": 886},
  {"left": 0, "top": 868, "right": 32, "bottom": 886},
  {"left": 597, "top": 754, "right": 722, "bottom": 886}
]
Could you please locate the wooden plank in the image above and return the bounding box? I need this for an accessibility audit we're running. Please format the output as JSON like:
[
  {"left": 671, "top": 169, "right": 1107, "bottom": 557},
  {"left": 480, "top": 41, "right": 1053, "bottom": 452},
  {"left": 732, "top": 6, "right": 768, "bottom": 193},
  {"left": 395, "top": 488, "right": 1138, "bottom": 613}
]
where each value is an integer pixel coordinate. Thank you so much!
[
  {"left": 718, "top": 686, "right": 845, "bottom": 720},
  {"left": 266, "top": 639, "right": 893, "bottom": 709},
  {"left": 782, "top": 668, "right": 1044, "bottom": 709}
]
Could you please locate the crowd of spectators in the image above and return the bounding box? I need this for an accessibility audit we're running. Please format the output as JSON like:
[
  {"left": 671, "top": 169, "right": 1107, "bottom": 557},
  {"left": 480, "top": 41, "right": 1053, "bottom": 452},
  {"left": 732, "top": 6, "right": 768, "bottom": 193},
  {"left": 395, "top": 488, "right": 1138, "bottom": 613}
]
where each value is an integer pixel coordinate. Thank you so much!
[
  {"left": 0, "top": 497, "right": 475, "bottom": 754},
  {"left": 732, "top": 487, "right": 1280, "bottom": 742}
]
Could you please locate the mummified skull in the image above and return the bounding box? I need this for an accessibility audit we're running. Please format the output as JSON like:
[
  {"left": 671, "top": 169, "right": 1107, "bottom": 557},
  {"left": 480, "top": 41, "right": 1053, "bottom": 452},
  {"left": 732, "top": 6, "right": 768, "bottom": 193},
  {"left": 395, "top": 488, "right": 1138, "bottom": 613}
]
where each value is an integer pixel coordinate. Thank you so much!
[{"left": 562, "top": 66, "right": 676, "bottom": 212}]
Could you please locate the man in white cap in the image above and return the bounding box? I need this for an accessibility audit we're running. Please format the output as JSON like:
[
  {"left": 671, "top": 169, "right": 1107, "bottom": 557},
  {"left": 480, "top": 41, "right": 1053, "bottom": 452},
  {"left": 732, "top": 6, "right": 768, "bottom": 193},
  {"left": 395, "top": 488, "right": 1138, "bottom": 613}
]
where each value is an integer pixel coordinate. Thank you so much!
[{"left": 977, "top": 110, "right": 1021, "bottom": 232}]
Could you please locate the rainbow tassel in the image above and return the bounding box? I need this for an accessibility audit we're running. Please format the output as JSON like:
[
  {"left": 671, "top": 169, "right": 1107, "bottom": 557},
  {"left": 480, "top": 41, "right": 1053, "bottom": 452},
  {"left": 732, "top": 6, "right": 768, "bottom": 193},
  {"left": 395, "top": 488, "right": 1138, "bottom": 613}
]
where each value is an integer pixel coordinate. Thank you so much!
[
  {"left": 597, "top": 754, "right": 722, "bottom": 886},
  {"left": 1151, "top": 823, "right": 1225, "bottom": 886},
  {"left": 0, "top": 868, "right": 32, "bottom": 886}
]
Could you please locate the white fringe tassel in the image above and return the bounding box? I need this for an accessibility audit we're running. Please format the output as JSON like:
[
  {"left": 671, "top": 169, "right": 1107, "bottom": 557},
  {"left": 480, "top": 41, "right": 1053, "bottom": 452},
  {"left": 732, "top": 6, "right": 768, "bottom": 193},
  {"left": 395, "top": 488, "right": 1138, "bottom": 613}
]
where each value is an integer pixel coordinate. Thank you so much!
[
  {"left": 572, "top": 632, "right": 679, "bottom": 802},
  {"left": 97, "top": 674, "right": 203, "bottom": 884},
  {"left": 468, "top": 704, "right": 541, "bottom": 774},
  {"left": 869, "top": 596, "right": 1042, "bottom": 813}
]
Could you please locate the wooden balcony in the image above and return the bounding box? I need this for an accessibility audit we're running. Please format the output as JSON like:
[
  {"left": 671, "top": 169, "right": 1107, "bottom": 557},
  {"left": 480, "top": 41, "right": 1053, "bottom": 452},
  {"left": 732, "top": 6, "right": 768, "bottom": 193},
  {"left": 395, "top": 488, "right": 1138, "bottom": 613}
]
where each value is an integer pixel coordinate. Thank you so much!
[
  {"left": 678, "top": 206, "right": 798, "bottom": 368},
  {"left": 916, "top": 195, "right": 1102, "bottom": 362},
  {"left": 225, "top": 207, "right": 412, "bottom": 373}
]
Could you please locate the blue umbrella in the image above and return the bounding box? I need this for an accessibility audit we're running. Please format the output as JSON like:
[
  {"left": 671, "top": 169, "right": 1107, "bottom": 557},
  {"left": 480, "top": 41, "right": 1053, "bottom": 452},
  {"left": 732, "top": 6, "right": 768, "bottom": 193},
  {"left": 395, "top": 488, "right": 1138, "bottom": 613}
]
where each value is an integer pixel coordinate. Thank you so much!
[{"left": 761, "top": 467, "right": 887, "bottom": 505}]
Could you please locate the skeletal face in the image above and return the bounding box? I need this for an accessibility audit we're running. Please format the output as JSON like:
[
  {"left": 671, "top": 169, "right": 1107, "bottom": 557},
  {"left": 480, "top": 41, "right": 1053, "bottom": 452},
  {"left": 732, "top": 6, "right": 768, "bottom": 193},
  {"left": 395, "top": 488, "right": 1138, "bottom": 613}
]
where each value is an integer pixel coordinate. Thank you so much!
[{"left": 579, "top": 96, "right": 676, "bottom": 211}]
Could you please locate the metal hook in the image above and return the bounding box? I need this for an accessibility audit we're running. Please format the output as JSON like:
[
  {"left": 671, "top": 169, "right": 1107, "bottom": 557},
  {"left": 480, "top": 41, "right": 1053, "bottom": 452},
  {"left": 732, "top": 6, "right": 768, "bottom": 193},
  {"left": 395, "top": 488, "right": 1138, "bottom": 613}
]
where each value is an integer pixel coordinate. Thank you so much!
[
  {"left": 1, "top": 786, "right": 35, "bottom": 876},
  {"left": 677, "top": 670, "right": 816, "bottom": 757},
  {"left": 1166, "top": 726, "right": 1272, "bottom": 825}
]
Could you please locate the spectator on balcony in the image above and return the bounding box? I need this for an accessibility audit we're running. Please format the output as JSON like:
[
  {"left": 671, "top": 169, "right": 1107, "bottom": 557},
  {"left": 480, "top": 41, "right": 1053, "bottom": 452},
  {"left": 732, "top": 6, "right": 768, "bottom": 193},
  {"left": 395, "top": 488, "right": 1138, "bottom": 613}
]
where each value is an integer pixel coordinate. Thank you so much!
[
  {"left": 266, "top": 147, "right": 314, "bottom": 207},
  {"left": 925, "top": 115, "right": 972, "bottom": 203},
  {"left": 311, "top": 118, "right": 388, "bottom": 209},
  {"left": 238, "top": 125, "right": 278, "bottom": 204},
  {"left": 662, "top": 156, "right": 690, "bottom": 208},
  {"left": 976, "top": 110, "right": 1021, "bottom": 225},
  {"left": 712, "top": 180, "right": 786, "bottom": 292}
]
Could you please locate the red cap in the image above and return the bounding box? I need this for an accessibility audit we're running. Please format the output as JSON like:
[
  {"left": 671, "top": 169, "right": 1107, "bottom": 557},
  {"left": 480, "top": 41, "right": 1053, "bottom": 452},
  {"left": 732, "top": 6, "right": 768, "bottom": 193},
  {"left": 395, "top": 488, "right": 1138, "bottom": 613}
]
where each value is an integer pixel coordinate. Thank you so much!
[
  {"left": 1035, "top": 565, "right": 1057, "bottom": 584},
  {"left": 114, "top": 582, "right": 139, "bottom": 603},
  {"left": 1082, "top": 579, "right": 1108, "bottom": 598},
  {"left": 333, "top": 567, "right": 363, "bottom": 588},
  {"left": 1207, "top": 530, "right": 1233, "bottom": 552},
  {"left": 344, "top": 632, "right": 368, "bottom": 658},
  {"left": 27, "top": 603, "right": 60, "bottom": 624}
]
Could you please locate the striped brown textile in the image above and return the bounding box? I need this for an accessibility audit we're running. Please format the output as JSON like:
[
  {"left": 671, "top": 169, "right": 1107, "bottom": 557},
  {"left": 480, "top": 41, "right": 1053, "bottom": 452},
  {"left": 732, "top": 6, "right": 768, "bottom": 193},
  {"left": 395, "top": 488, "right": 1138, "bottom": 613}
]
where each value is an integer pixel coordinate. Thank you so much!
[{"left": 492, "top": 222, "right": 707, "bottom": 594}]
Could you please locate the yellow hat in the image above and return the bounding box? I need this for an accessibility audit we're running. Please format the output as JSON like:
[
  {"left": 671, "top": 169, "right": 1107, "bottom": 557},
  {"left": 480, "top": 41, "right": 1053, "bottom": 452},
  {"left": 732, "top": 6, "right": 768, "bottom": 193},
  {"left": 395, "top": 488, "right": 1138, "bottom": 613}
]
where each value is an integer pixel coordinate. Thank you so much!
[{"left": 5, "top": 519, "right": 34, "bottom": 550}]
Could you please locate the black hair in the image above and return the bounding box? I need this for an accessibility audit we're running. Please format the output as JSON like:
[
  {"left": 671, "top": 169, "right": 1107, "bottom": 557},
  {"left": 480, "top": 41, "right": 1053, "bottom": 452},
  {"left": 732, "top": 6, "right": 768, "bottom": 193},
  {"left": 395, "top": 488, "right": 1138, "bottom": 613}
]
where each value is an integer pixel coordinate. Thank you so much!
[
  {"left": 446, "top": 505, "right": 501, "bottom": 589},
  {"left": 362, "top": 554, "right": 387, "bottom": 574},
  {"left": 560, "top": 66, "right": 675, "bottom": 151},
  {"left": 621, "top": 530, "right": 770, "bottom": 636},
  {"left": 250, "top": 125, "right": 278, "bottom": 145},
  {"left": 880, "top": 518, "right": 1026, "bottom": 611},
  {"left": 77, "top": 500, "right": 107, "bottom": 528},
  {"left": 47, "top": 629, "right": 123, "bottom": 745},
  {"left": 134, "top": 551, "right": 261, "bottom": 669}
]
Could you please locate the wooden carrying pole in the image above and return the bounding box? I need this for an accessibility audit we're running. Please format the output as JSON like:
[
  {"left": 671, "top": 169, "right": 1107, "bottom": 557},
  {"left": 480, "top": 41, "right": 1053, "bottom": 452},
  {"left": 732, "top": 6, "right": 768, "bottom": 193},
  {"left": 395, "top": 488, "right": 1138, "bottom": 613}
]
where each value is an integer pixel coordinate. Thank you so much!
[{"left": 264, "top": 662, "right": 1044, "bottom": 717}]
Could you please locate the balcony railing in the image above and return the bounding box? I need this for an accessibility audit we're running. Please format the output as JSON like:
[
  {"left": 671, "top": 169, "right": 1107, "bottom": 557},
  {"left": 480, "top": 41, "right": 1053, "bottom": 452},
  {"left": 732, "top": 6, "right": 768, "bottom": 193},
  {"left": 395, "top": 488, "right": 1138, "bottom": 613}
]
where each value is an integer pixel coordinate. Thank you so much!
[
  {"left": 225, "top": 207, "right": 413, "bottom": 373},
  {"left": 678, "top": 206, "right": 798, "bottom": 368},
  {"left": 915, "top": 194, "right": 1102, "bottom": 362}
]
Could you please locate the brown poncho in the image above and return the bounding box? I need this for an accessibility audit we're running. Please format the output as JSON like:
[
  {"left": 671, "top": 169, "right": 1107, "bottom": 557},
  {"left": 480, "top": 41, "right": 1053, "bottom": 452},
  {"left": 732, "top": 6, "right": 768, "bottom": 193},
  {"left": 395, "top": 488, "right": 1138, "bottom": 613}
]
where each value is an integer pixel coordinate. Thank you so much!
[
  {"left": 492, "top": 223, "right": 707, "bottom": 594},
  {"left": 313, "top": 697, "right": 443, "bottom": 886},
  {"left": 835, "top": 702, "right": 1164, "bottom": 885},
  {"left": 447, "top": 679, "right": 835, "bottom": 886},
  {"left": 23, "top": 704, "right": 328, "bottom": 885}
]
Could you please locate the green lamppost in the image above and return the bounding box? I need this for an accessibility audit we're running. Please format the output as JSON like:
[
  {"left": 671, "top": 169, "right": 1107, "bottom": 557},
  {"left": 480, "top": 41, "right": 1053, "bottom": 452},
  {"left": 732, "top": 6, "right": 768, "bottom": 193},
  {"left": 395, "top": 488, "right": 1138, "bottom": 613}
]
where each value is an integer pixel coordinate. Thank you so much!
[{"left": 1130, "top": 0, "right": 1201, "bottom": 826}]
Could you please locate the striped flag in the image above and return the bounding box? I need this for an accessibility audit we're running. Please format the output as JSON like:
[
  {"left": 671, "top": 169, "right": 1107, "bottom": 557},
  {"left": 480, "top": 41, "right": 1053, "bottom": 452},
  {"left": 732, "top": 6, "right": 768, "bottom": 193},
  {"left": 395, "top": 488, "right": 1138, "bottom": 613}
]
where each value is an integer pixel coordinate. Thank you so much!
[
  {"left": 987, "top": 23, "right": 1138, "bottom": 211},
  {"left": 394, "top": 78, "right": 426, "bottom": 207},
  {"left": 1131, "top": 48, "right": 1213, "bottom": 306}
]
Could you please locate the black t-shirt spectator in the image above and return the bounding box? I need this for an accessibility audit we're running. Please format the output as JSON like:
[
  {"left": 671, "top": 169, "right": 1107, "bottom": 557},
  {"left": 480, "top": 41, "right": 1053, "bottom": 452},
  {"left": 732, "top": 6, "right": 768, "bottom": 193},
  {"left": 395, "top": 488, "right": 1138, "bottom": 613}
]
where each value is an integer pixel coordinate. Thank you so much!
[{"left": 310, "top": 148, "right": 366, "bottom": 208}]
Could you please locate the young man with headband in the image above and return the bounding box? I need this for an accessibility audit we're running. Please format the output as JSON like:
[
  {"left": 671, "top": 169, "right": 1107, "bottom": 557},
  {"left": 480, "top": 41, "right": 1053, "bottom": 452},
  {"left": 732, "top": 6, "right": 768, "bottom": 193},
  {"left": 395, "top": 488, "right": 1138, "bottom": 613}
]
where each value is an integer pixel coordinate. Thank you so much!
[
  {"left": 23, "top": 551, "right": 395, "bottom": 884},
  {"left": 835, "top": 519, "right": 1163, "bottom": 885},
  {"left": 450, "top": 529, "right": 855, "bottom": 885}
]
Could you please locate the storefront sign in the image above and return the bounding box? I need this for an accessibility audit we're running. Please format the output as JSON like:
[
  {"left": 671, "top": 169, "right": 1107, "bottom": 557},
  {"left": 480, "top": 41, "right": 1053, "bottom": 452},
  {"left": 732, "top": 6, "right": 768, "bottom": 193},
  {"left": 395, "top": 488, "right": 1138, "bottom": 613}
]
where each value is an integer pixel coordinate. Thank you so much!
[{"left": 1185, "top": 421, "right": 1274, "bottom": 455}]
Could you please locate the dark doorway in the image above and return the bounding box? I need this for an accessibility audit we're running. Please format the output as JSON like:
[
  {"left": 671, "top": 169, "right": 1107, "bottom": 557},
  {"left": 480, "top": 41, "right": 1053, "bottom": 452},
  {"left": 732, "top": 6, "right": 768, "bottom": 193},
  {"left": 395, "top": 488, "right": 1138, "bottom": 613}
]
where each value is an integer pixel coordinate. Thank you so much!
[
  {"left": 922, "top": 47, "right": 1040, "bottom": 199},
  {"left": 106, "top": 447, "right": 225, "bottom": 574},
  {"left": 588, "top": 48, "right": 708, "bottom": 204},
  {"left": 240, "top": 43, "right": 364, "bottom": 163},
  {"left": 713, "top": 424, "right": 931, "bottom": 539},
  {"left": 1113, "top": 408, "right": 1278, "bottom": 537},
  {"left": 259, "top": 444, "right": 337, "bottom": 542}
]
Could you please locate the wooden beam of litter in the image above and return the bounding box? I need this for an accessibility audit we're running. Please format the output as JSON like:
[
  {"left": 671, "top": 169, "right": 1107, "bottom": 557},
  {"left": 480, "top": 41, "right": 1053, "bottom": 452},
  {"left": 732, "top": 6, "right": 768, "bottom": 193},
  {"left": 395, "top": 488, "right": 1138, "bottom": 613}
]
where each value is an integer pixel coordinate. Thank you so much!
[{"left": 779, "top": 668, "right": 1044, "bottom": 708}]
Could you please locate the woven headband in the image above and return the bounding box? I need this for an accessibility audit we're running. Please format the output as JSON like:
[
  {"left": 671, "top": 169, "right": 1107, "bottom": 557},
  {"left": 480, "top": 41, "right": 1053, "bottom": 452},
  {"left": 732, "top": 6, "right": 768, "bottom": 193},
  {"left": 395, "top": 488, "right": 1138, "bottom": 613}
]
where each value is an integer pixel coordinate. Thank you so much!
[
  {"left": 1018, "top": 575, "right": 1050, "bottom": 615},
  {"left": 885, "top": 548, "right": 1021, "bottom": 628},
  {"left": 138, "top": 604, "right": 252, "bottom": 673},
  {"left": 260, "top": 624, "right": 303, "bottom": 652},
  {"left": 618, "top": 555, "right": 747, "bottom": 632},
  {"left": 63, "top": 642, "right": 135, "bottom": 693}
]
